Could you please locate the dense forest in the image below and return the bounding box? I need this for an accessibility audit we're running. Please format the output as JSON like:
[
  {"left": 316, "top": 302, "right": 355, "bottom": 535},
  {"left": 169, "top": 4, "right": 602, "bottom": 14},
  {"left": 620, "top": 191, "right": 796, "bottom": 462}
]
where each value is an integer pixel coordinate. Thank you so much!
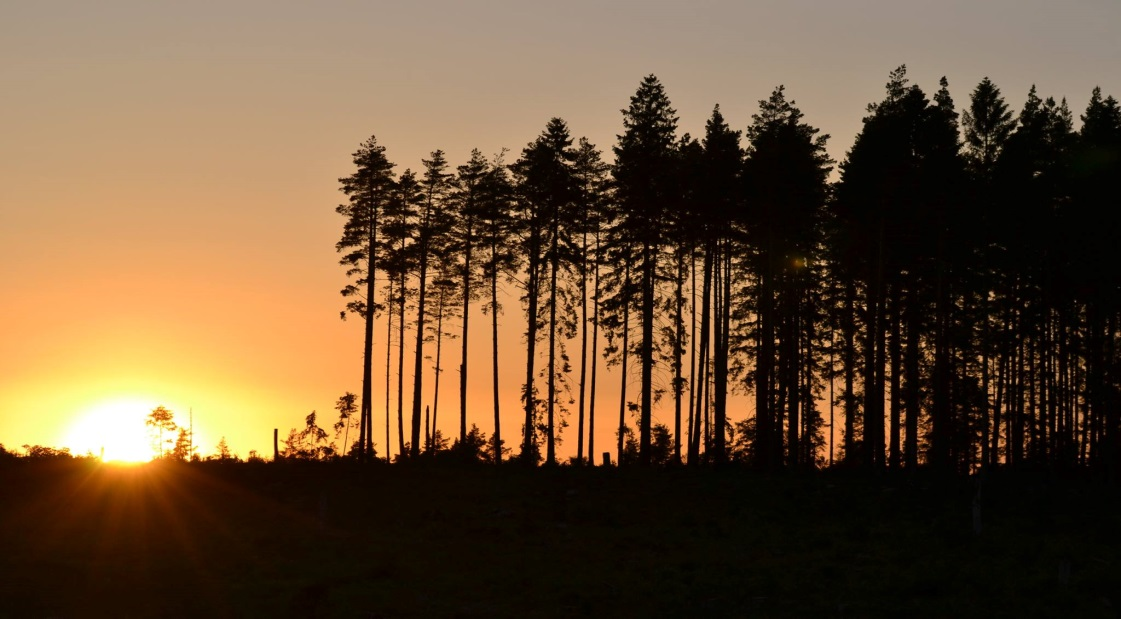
[{"left": 335, "top": 67, "right": 1121, "bottom": 475}]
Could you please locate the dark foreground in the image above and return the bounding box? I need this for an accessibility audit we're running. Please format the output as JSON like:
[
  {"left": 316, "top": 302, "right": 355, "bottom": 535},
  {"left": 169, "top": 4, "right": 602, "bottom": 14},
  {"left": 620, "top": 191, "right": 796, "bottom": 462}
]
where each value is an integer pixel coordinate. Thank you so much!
[{"left": 0, "top": 460, "right": 1118, "bottom": 618}]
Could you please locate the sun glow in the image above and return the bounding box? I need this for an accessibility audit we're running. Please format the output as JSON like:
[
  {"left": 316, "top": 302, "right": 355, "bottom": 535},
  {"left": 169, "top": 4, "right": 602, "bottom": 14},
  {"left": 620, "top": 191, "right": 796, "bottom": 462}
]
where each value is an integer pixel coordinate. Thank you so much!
[{"left": 62, "top": 398, "right": 163, "bottom": 462}]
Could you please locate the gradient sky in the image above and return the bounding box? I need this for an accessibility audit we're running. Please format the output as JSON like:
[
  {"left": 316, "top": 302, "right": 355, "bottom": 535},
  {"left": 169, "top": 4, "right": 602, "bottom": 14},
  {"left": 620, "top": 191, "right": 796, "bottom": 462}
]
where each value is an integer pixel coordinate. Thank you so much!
[{"left": 3, "top": 0, "right": 1119, "bottom": 460}]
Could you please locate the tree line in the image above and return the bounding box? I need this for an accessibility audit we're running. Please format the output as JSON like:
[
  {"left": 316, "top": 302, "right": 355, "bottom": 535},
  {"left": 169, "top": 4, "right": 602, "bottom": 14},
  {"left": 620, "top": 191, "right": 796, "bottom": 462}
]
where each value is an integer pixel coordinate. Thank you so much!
[{"left": 336, "top": 67, "right": 1121, "bottom": 474}]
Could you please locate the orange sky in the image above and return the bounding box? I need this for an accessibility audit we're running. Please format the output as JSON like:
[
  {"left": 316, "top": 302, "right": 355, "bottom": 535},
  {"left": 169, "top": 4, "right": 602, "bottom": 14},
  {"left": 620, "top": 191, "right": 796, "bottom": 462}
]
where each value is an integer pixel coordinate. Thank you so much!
[{"left": 2, "top": 0, "right": 1119, "bottom": 460}]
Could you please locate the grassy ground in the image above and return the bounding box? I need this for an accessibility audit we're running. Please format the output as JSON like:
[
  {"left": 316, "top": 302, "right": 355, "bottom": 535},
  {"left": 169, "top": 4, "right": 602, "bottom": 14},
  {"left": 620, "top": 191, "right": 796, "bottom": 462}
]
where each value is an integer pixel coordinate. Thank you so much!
[{"left": 0, "top": 459, "right": 1118, "bottom": 618}]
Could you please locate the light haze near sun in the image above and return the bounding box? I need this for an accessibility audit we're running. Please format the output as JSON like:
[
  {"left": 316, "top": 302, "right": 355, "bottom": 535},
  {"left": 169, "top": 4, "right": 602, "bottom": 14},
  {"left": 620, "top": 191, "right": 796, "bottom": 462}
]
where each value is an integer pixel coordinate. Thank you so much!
[{"left": 2, "top": 0, "right": 1118, "bottom": 459}]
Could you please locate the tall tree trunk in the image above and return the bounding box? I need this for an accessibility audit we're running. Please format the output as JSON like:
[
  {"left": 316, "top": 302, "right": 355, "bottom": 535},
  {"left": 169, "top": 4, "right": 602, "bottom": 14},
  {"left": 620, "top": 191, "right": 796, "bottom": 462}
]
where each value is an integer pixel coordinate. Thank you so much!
[
  {"left": 829, "top": 313, "right": 836, "bottom": 467},
  {"left": 713, "top": 243, "right": 730, "bottom": 465},
  {"left": 688, "top": 248, "right": 698, "bottom": 464},
  {"left": 618, "top": 260, "right": 632, "bottom": 465},
  {"left": 993, "top": 324, "right": 1007, "bottom": 468},
  {"left": 691, "top": 245, "right": 713, "bottom": 464},
  {"left": 430, "top": 288, "right": 445, "bottom": 454},
  {"left": 588, "top": 232, "right": 601, "bottom": 466},
  {"left": 546, "top": 214, "right": 560, "bottom": 465},
  {"left": 410, "top": 250, "right": 429, "bottom": 458},
  {"left": 757, "top": 241, "right": 775, "bottom": 469},
  {"left": 460, "top": 227, "right": 473, "bottom": 446},
  {"left": 397, "top": 270, "right": 407, "bottom": 458},
  {"left": 843, "top": 278, "right": 857, "bottom": 466},
  {"left": 640, "top": 241, "right": 655, "bottom": 466},
  {"left": 931, "top": 236, "right": 951, "bottom": 471},
  {"left": 358, "top": 214, "right": 379, "bottom": 461},
  {"left": 889, "top": 285, "right": 901, "bottom": 470},
  {"left": 863, "top": 225, "right": 885, "bottom": 470},
  {"left": 786, "top": 276, "right": 800, "bottom": 469},
  {"left": 577, "top": 228, "right": 589, "bottom": 464},
  {"left": 673, "top": 246, "right": 685, "bottom": 464},
  {"left": 523, "top": 233, "right": 541, "bottom": 464},
  {"left": 385, "top": 277, "right": 394, "bottom": 463},
  {"left": 980, "top": 292, "right": 991, "bottom": 469},
  {"left": 1012, "top": 302, "right": 1025, "bottom": 467},
  {"left": 904, "top": 281, "right": 920, "bottom": 470},
  {"left": 490, "top": 242, "right": 503, "bottom": 464},
  {"left": 873, "top": 285, "right": 888, "bottom": 469}
]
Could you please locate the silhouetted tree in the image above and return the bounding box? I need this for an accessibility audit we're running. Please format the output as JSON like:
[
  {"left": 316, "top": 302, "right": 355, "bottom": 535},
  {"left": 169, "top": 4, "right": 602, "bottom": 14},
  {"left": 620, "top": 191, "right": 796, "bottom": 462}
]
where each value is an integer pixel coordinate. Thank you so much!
[
  {"left": 333, "top": 392, "right": 358, "bottom": 458},
  {"left": 572, "top": 137, "right": 611, "bottom": 464},
  {"left": 170, "top": 428, "right": 193, "bottom": 461},
  {"left": 479, "top": 151, "right": 517, "bottom": 464},
  {"left": 214, "top": 437, "right": 235, "bottom": 461},
  {"left": 511, "top": 119, "right": 578, "bottom": 464},
  {"left": 612, "top": 74, "right": 680, "bottom": 465},
  {"left": 1074, "top": 87, "right": 1121, "bottom": 473},
  {"left": 146, "top": 405, "right": 176, "bottom": 459},
  {"left": 282, "top": 411, "right": 334, "bottom": 460},
  {"left": 687, "top": 105, "right": 741, "bottom": 465},
  {"left": 407, "top": 150, "right": 455, "bottom": 458},
  {"left": 741, "top": 86, "right": 833, "bottom": 469},
  {"left": 451, "top": 149, "right": 490, "bottom": 445},
  {"left": 383, "top": 169, "right": 420, "bottom": 457},
  {"left": 337, "top": 136, "right": 395, "bottom": 461}
]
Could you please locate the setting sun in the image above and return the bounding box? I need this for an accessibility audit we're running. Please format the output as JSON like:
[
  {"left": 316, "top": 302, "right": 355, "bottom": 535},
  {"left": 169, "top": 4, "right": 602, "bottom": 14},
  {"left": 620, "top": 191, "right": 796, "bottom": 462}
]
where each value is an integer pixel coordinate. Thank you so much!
[{"left": 62, "top": 399, "right": 162, "bottom": 462}]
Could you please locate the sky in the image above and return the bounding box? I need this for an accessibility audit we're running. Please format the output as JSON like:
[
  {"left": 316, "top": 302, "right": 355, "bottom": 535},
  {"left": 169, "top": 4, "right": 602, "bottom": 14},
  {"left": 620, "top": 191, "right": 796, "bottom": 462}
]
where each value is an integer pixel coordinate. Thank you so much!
[{"left": 2, "top": 0, "right": 1119, "bottom": 461}]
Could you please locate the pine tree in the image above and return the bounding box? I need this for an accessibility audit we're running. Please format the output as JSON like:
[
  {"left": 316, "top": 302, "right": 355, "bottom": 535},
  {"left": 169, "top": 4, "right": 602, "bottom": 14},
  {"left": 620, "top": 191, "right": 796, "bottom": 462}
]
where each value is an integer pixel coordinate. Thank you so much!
[
  {"left": 451, "top": 149, "right": 489, "bottom": 446},
  {"left": 383, "top": 169, "right": 420, "bottom": 457},
  {"left": 336, "top": 135, "right": 395, "bottom": 461},
  {"left": 511, "top": 119, "right": 578, "bottom": 465},
  {"left": 409, "top": 151, "right": 455, "bottom": 458},
  {"left": 613, "top": 75, "right": 680, "bottom": 465},
  {"left": 742, "top": 86, "right": 833, "bottom": 469},
  {"left": 963, "top": 78, "right": 1016, "bottom": 178},
  {"left": 572, "top": 137, "right": 611, "bottom": 464},
  {"left": 479, "top": 151, "right": 517, "bottom": 464}
]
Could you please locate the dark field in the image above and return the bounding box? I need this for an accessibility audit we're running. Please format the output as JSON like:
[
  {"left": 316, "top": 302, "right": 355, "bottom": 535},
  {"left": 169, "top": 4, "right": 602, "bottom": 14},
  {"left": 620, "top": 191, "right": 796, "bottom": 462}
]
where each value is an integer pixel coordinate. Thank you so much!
[{"left": 0, "top": 460, "right": 1118, "bottom": 618}]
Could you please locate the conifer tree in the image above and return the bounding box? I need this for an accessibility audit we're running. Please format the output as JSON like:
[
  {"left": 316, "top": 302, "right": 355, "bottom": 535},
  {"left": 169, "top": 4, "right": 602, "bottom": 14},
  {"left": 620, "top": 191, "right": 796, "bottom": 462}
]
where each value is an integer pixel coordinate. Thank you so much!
[
  {"left": 742, "top": 86, "right": 833, "bottom": 469},
  {"left": 572, "top": 138, "right": 611, "bottom": 464},
  {"left": 479, "top": 151, "right": 517, "bottom": 463},
  {"left": 511, "top": 118, "right": 577, "bottom": 465},
  {"left": 409, "top": 151, "right": 455, "bottom": 457},
  {"left": 613, "top": 75, "right": 680, "bottom": 465},
  {"left": 452, "top": 149, "right": 490, "bottom": 445},
  {"left": 337, "top": 135, "right": 396, "bottom": 461},
  {"left": 384, "top": 169, "right": 420, "bottom": 457}
]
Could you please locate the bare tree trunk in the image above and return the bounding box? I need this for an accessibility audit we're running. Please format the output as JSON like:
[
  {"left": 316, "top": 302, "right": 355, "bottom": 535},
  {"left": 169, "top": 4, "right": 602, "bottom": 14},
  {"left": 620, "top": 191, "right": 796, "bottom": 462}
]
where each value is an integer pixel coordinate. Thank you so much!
[
  {"left": 843, "top": 279, "right": 857, "bottom": 465},
  {"left": 713, "top": 243, "right": 730, "bottom": 465},
  {"left": 691, "top": 246, "right": 713, "bottom": 464},
  {"left": 546, "top": 216, "right": 560, "bottom": 465},
  {"left": 431, "top": 287, "right": 445, "bottom": 454},
  {"left": 673, "top": 246, "right": 685, "bottom": 464},
  {"left": 639, "top": 241, "right": 655, "bottom": 466},
  {"left": 618, "top": 261, "right": 631, "bottom": 465},
  {"left": 410, "top": 251, "right": 429, "bottom": 458},
  {"left": 385, "top": 277, "right": 394, "bottom": 463},
  {"left": 889, "top": 285, "right": 901, "bottom": 470},
  {"left": 523, "top": 233, "right": 541, "bottom": 464},
  {"left": 491, "top": 244, "right": 503, "bottom": 464},
  {"left": 359, "top": 216, "right": 378, "bottom": 461},
  {"left": 904, "top": 283, "right": 920, "bottom": 470},
  {"left": 757, "top": 234, "right": 774, "bottom": 468},
  {"left": 397, "top": 270, "right": 407, "bottom": 458},
  {"left": 787, "top": 278, "right": 800, "bottom": 469},
  {"left": 577, "top": 228, "right": 589, "bottom": 464},
  {"left": 588, "top": 230, "right": 601, "bottom": 466},
  {"left": 688, "top": 248, "right": 698, "bottom": 464},
  {"left": 460, "top": 228, "right": 473, "bottom": 446}
]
